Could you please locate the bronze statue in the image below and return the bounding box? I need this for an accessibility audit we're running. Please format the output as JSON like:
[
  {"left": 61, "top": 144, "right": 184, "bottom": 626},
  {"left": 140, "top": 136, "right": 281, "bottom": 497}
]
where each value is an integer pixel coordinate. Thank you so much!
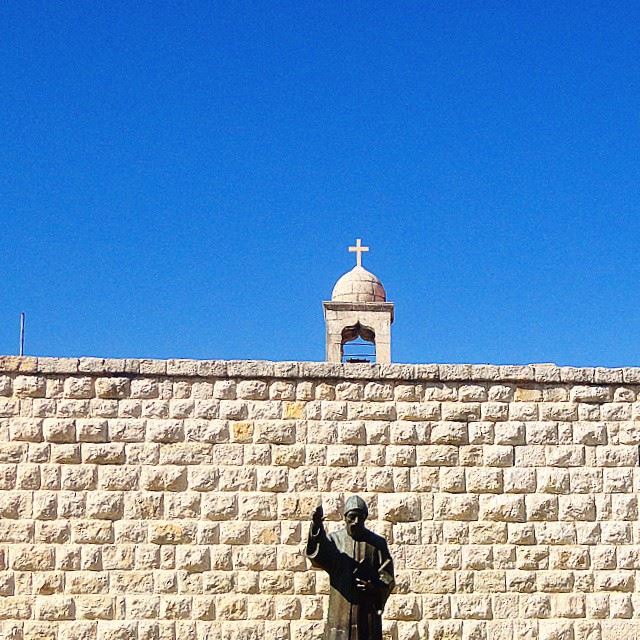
[{"left": 306, "top": 496, "right": 395, "bottom": 640}]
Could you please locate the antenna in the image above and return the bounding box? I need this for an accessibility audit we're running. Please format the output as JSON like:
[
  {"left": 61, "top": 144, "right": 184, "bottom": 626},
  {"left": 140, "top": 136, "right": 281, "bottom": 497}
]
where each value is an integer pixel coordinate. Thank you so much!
[{"left": 19, "top": 312, "right": 25, "bottom": 356}]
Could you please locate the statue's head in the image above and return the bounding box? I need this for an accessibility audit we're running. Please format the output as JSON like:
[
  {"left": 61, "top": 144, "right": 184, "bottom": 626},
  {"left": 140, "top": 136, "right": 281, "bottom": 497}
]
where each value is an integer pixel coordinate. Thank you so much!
[{"left": 344, "top": 495, "right": 368, "bottom": 540}]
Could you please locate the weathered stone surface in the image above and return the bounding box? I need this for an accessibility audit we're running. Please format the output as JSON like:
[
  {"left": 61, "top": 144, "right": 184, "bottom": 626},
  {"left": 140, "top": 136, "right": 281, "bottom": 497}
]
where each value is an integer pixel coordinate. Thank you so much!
[{"left": 0, "top": 360, "right": 639, "bottom": 634}]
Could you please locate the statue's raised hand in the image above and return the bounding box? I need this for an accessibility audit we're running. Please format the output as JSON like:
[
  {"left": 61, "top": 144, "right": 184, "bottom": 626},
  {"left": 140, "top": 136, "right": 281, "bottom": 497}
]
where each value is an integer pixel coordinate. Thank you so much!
[{"left": 312, "top": 504, "right": 324, "bottom": 529}]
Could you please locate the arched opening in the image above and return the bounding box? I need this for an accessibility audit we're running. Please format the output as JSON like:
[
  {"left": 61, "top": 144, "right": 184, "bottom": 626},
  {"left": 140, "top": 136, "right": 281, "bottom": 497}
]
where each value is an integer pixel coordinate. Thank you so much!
[{"left": 341, "top": 322, "right": 376, "bottom": 363}]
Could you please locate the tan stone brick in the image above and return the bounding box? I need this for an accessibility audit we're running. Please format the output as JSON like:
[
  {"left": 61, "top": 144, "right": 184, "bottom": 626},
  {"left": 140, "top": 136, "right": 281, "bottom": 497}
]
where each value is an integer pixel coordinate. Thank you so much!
[
  {"left": 14, "top": 376, "right": 46, "bottom": 398},
  {"left": 83, "top": 443, "right": 125, "bottom": 464},
  {"left": 434, "top": 495, "right": 478, "bottom": 521},
  {"left": 97, "top": 623, "right": 137, "bottom": 640},
  {"left": 95, "top": 378, "right": 129, "bottom": 399},
  {"left": 11, "top": 546, "right": 55, "bottom": 571},
  {"left": 141, "top": 466, "right": 187, "bottom": 491},
  {"left": 9, "top": 418, "right": 44, "bottom": 442},
  {"left": 237, "top": 381, "right": 268, "bottom": 400}
]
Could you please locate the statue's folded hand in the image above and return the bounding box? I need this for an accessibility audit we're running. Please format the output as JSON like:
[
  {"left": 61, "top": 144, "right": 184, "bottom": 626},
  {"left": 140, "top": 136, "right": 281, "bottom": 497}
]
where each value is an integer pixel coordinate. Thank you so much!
[{"left": 355, "top": 577, "right": 376, "bottom": 593}]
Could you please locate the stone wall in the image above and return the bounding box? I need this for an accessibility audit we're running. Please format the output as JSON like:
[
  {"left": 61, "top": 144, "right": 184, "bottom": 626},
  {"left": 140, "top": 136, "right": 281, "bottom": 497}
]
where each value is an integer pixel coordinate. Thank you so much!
[{"left": 1, "top": 356, "right": 640, "bottom": 640}]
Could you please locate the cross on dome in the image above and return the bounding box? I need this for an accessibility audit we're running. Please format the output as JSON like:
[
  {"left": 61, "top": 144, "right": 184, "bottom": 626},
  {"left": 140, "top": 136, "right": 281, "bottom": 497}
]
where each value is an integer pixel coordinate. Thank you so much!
[{"left": 348, "top": 238, "right": 369, "bottom": 267}]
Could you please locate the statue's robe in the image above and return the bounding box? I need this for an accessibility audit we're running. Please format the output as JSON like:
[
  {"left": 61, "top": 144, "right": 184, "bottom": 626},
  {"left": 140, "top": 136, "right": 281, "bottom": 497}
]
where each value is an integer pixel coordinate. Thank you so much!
[{"left": 306, "top": 524, "right": 395, "bottom": 640}]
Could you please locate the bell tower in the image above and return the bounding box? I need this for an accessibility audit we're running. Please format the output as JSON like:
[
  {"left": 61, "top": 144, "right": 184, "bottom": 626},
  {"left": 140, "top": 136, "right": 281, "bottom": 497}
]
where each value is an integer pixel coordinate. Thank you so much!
[{"left": 323, "top": 239, "right": 394, "bottom": 364}]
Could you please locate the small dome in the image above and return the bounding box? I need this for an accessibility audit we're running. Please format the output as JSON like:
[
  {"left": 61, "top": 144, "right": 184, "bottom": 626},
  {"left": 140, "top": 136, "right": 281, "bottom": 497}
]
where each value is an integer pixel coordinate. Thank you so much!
[{"left": 331, "top": 266, "right": 386, "bottom": 303}]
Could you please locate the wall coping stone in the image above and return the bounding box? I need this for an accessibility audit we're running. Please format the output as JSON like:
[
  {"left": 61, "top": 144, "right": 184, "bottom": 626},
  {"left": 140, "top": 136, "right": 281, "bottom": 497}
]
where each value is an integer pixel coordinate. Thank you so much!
[{"left": 0, "top": 355, "right": 636, "bottom": 384}]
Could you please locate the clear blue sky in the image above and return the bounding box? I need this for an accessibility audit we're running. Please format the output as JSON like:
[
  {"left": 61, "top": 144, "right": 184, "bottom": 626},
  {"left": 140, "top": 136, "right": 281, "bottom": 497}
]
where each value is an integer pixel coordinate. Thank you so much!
[{"left": 2, "top": 2, "right": 640, "bottom": 366}]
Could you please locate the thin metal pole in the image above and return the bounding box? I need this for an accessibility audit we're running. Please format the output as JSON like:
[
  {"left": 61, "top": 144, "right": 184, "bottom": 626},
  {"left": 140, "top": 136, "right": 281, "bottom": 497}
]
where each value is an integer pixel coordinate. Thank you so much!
[{"left": 19, "top": 313, "right": 25, "bottom": 356}]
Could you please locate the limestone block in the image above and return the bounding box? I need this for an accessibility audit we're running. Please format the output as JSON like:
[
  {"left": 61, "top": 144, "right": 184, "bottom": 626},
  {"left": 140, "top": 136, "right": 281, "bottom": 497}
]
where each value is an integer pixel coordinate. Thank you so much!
[
  {"left": 95, "top": 378, "right": 129, "bottom": 400},
  {"left": 466, "top": 469, "right": 502, "bottom": 493},
  {"left": 366, "top": 467, "right": 394, "bottom": 492},
  {"left": 601, "top": 403, "right": 631, "bottom": 421},
  {"left": 16, "top": 463, "right": 40, "bottom": 489},
  {"left": 11, "top": 546, "right": 55, "bottom": 571},
  {"left": 538, "top": 621, "right": 574, "bottom": 640},
  {"left": 238, "top": 494, "right": 277, "bottom": 520},
  {"left": 468, "top": 522, "right": 507, "bottom": 545},
  {"left": 256, "top": 467, "right": 288, "bottom": 492},
  {"left": 0, "top": 597, "right": 32, "bottom": 620},
  {"left": 600, "top": 522, "right": 631, "bottom": 545},
  {"left": 255, "top": 421, "right": 295, "bottom": 445},
  {"left": 9, "top": 418, "right": 43, "bottom": 442},
  {"left": 379, "top": 494, "right": 421, "bottom": 522},
  {"left": 349, "top": 402, "right": 396, "bottom": 421},
  {"left": 536, "top": 523, "right": 577, "bottom": 545},
  {"left": 0, "top": 489, "right": 31, "bottom": 519},
  {"left": 63, "top": 377, "right": 94, "bottom": 399},
  {"left": 536, "top": 469, "right": 569, "bottom": 494},
  {"left": 434, "top": 495, "right": 478, "bottom": 521},
  {"left": 86, "top": 492, "right": 124, "bottom": 520},
  {"left": 43, "top": 419, "right": 75, "bottom": 443},
  {"left": 175, "top": 547, "right": 210, "bottom": 572},
  {"left": 83, "top": 444, "right": 125, "bottom": 465},
  {"left": 148, "top": 522, "right": 196, "bottom": 545},
  {"left": 319, "top": 401, "right": 346, "bottom": 421},
  {"left": 431, "top": 422, "right": 467, "bottom": 445},
  {"left": 439, "top": 468, "right": 465, "bottom": 493},
  {"left": 550, "top": 547, "right": 589, "bottom": 571},
  {"left": 0, "top": 399, "right": 19, "bottom": 418},
  {"left": 594, "top": 572, "right": 634, "bottom": 592},
  {"left": 337, "top": 421, "right": 366, "bottom": 444},
  {"left": 268, "top": 381, "right": 295, "bottom": 401},
  {"left": 364, "top": 382, "right": 394, "bottom": 401},
  {"left": 385, "top": 596, "right": 420, "bottom": 621},
  {"left": 468, "top": 422, "right": 494, "bottom": 444},
  {"left": 509, "top": 402, "right": 538, "bottom": 421},
  {"left": 97, "top": 623, "right": 137, "bottom": 640},
  {"left": 237, "top": 381, "right": 269, "bottom": 401},
  {"left": 147, "top": 420, "right": 184, "bottom": 443},
  {"left": 265, "top": 445, "right": 302, "bottom": 467},
  {"left": 491, "top": 421, "right": 523, "bottom": 444},
  {"left": 570, "top": 469, "right": 602, "bottom": 494},
  {"left": 546, "top": 446, "right": 584, "bottom": 467},
  {"left": 595, "top": 446, "right": 638, "bottom": 467},
  {"left": 417, "top": 445, "right": 458, "bottom": 466},
  {"left": 559, "top": 496, "right": 596, "bottom": 521},
  {"left": 396, "top": 402, "right": 440, "bottom": 421},
  {"left": 59, "top": 622, "right": 98, "bottom": 640},
  {"left": 325, "top": 445, "right": 358, "bottom": 467},
  {"left": 608, "top": 593, "right": 632, "bottom": 619},
  {"left": 386, "top": 445, "right": 416, "bottom": 467},
  {"left": 72, "top": 521, "right": 114, "bottom": 545},
  {"left": 13, "top": 376, "right": 46, "bottom": 398},
  {"left": 526, "top": 494, "right": 558, "bottom": 521},
  {"left": 76, "top": 419, "right": 108, "bottom": 443},
  {"left": 611, "top": 494, "right": 637, "bottom": 520},
  {"left": 572, "top": 422, "right": 607, "bottom": 445},
  {"left": 480, "top": 495, "right": 525, "bottom": 523},
  {"left": 616, "top": 422, "right": 640, "bottom": 445},
  {"left": 107, "top": 419, "right": 144, "bottom": 443},
  {"left": 451, "top": 595, "right": 491, "bottom": 620},
  {"left": 0, "top": 375, "right": 12, "bottom": 396},
  {"left": 66, "top": 572, "right": 109, "bottom": 595},
  {"left": 248, "top": 400, "right": 282, "bottom": 420},
  {"left": 482, "top": 445, "right": 513, "bottom": 467},
  {"left": 218, "top": 401, "right": 248, "bottom": 421},
  {"left": 459, "top": 546, "right": 492, "bottom": 570},
  {"left": 441, "top": 403, "right": 480, "bottom": 422},
  {"left": 503, "top": 468, "right": 535, "bottom": 494},
  {"left": 318, "top": 467, "right": 366, "bottom": 492},
  {"left": 62, "top": 466, "right": 96, "bottom": 491},
  {"left": 141, "top": 466, "right": 187, "bottom": 491}
]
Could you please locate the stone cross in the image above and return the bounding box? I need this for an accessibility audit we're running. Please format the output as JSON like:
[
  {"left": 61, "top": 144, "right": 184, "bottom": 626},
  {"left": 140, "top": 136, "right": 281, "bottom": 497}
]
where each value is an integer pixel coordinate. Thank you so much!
[{"left": 348, "top": 238, "right": 369, "bottom": 267}]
